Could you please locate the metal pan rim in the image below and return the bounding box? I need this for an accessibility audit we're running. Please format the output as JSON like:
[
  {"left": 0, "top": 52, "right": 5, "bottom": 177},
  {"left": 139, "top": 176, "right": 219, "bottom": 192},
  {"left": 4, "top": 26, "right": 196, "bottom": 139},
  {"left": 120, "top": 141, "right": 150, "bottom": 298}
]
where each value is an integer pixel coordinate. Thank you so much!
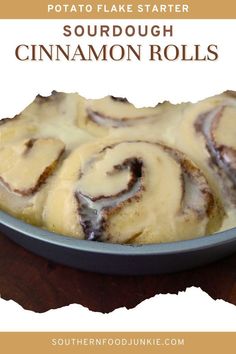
[{"left": 0, "top": 210, "right": 235, "bottom": 256}]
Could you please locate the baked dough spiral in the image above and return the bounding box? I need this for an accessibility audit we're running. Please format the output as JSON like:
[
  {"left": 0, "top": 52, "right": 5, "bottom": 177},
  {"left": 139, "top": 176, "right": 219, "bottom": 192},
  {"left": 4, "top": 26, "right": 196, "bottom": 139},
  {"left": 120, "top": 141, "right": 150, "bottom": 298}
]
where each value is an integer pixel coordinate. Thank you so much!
[
  {"left": 0, "top": 137, "right": 65, "bottom": 224},
  {"left": 175, "top": 92, "right": 236, "bottom": 230},
  {"left": 77, "top": 95, "right": 170, "bottom": 136},
  {"left": 0, "top": 91, "right": 93, "bottom": 149},
  {"left": 0, "top": 91, "right": 93, "bottom": 224},
  {"left": 43, "top": 139, "right": 221, "bottom": 244},
  {"left": 176, "top": 93, "right": 236, "bottom": 208}
]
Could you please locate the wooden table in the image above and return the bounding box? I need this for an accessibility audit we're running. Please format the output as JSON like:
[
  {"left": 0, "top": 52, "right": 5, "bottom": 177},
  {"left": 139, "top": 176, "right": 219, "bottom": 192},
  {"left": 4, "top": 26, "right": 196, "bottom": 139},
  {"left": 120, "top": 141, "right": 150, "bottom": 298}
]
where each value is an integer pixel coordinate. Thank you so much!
[{"left": 0, "top": 232, "right": 235, "bottom": 313}]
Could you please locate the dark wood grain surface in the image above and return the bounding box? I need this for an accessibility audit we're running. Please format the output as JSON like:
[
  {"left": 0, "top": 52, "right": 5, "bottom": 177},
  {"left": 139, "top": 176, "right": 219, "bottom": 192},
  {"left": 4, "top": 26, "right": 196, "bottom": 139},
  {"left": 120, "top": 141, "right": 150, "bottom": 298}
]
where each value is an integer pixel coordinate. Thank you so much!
[{"left": 0, "top": 231, "right": 235, "bottom": 313}]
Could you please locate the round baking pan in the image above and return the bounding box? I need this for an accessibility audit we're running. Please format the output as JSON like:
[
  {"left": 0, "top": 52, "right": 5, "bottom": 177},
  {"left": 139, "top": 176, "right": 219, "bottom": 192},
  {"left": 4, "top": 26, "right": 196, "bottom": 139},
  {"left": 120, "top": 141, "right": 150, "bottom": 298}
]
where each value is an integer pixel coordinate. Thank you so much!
[{"left": 0, "top": 210, "right": 236, "bottom": 275}]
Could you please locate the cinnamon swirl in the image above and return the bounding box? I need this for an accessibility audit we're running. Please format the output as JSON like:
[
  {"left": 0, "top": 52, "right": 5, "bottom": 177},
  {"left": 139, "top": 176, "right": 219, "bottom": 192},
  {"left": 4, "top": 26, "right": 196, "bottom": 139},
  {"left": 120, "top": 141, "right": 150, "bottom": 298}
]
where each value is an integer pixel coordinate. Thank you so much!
[
  {"left": 176, "top": 91, "right": 236, "bottom": 230},
  {"left": 43, "top": 139, "right": 221, "bottom": 243}
]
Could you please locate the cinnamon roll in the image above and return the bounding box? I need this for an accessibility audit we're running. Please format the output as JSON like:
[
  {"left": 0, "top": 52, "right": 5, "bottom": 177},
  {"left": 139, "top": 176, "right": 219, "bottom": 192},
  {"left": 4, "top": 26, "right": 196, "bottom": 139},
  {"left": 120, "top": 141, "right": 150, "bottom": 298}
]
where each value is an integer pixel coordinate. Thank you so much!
[
  {"left": 0, "top": 137, "right": 65, "bottom": 224},
  {"left": 176, "top": 92, "right": 236, "bottom": 230},
  {"left": 26, "top": 91, "right": 94, "bottom": 149},
  {"left": 43, "top": 139, "right": 221, "bottom": 244},
  {"left": 0, "top": 91, "right": 93, "bottom": 150},
  {"left": 0, "top": 91, "right": 93, "bottom": 224},
  {"left": 77, "top": 95, "right": 174, "bottom": 136}
]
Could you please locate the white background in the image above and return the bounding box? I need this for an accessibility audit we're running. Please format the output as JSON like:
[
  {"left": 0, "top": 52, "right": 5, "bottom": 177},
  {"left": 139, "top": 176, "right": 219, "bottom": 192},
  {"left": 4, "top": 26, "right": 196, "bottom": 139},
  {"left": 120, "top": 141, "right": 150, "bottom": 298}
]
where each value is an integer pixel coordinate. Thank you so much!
[{"left": 0, "top": 20, "right": 236, "bottom": 331}]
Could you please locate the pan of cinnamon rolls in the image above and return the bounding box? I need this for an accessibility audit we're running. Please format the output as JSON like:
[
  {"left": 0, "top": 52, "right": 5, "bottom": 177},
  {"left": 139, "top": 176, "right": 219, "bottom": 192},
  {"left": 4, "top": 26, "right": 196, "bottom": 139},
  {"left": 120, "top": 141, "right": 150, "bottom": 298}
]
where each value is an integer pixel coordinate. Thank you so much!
[{"left": 0, "top": 91, "right": 236, "bottom": 274}]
